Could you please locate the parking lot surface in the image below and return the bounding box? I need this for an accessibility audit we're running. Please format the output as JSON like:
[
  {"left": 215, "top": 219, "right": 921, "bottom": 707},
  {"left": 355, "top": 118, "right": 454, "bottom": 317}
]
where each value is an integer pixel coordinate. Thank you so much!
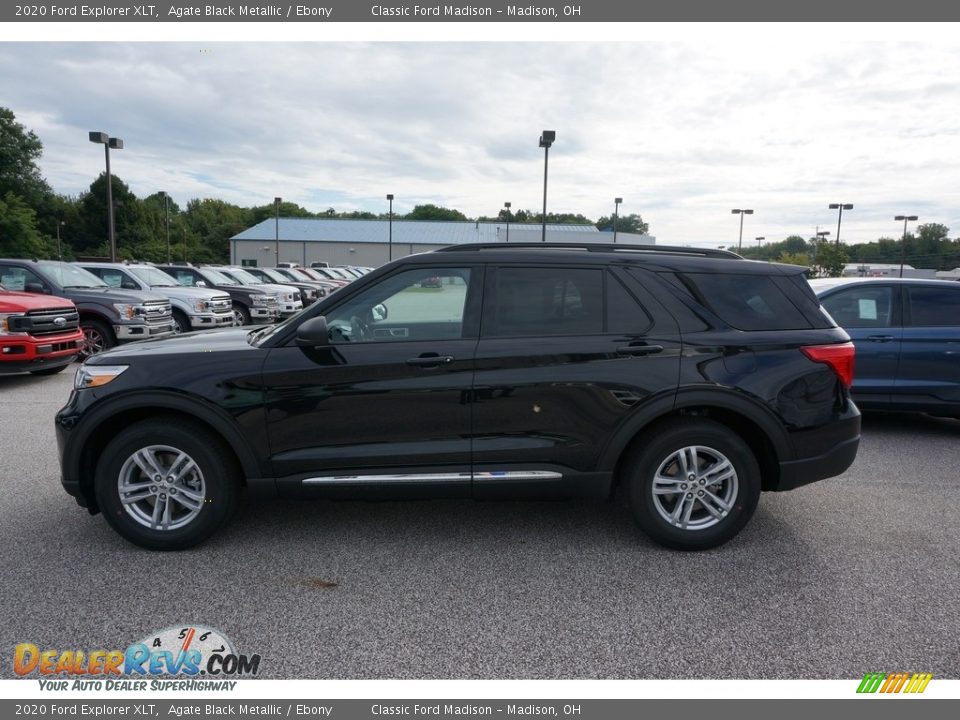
[{"left": 1, "top": 369, "right": 958, "bottom": 679}]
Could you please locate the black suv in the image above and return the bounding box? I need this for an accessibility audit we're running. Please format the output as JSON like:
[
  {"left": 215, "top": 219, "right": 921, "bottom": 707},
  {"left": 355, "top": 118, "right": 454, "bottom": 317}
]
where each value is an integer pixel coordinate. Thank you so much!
[{"left": 56, "top": 244, "right": 860, "bottom": 551}]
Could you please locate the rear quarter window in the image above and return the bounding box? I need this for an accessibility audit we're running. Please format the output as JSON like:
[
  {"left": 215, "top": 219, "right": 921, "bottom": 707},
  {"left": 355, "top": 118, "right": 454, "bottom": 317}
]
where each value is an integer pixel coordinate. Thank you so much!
[
  {"left": 907, "top": 286, "right": 960, "bottom": 327},
  {"left": 670, "top": 272, "right": 813, "bottom": 331}
]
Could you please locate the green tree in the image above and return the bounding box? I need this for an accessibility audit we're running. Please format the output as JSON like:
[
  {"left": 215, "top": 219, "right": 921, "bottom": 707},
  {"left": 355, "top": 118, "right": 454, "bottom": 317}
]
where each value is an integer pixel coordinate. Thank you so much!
[
  {"left": 777, "top": 251, "right": 810, "bottom": 268},
  {"left": 404, "top": 204, "right": 468, "bottom": 222},
  {"left": 0, "top": 107, "right": 52, "bottom": 209},
  {"left": 596, "top": 213, "right": 649, "bottom": 236},
  {"left": 0, "top": 193, "right": 48, "bottom": 258},
  {"left": 810, "top": 240, "right": 848, "bottom": 278}
]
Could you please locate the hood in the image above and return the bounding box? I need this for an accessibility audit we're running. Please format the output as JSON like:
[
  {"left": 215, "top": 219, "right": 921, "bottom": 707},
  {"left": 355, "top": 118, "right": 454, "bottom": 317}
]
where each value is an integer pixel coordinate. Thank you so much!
[
  {"left": 0, "top": 290, "right": 75, "bottom": 312},
  {"left": 90, "top": 326, "right": 258, "bottom": 361},
  {"left": 149, "top": 285, "right": 228, "bottom": 301},
  {"left": 54, "top": 287, "right": 168, "bottom": 305}
]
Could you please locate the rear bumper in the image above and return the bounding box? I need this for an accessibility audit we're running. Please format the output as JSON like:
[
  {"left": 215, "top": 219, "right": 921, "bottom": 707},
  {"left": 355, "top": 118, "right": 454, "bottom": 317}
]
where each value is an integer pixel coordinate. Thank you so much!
[{"left": 776, "top": 411, "right": 861, "bottom": 491}]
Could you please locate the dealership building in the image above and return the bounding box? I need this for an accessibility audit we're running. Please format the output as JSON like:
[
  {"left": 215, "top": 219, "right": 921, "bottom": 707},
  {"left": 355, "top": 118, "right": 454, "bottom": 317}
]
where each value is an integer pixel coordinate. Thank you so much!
[{"left": 230, "top": 217, "right": 655, "bottom": 268}]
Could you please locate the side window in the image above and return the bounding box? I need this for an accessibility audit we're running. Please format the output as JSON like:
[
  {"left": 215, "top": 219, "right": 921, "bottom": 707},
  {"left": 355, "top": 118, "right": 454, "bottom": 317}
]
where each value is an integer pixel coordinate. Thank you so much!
[
  {"left": 0, "top": 265, "right": 45, "bottom": 292},
  {"left": 326, "top": 267, "right": 472, "bottom": 344},
  {"left": 671, "top": 272, "right": 812, "bottom": 331},
  {"left": 821, "top": 286, "right": 893, "bottom": 328},
  {"left": 907, "top": 286, "right": 960, "bottom": 327},
  {"left": 484, "top": 267, "right": 603, "bottom": 337},
  {"left": 606, "top": 272, "right": 653, "bottom": 333}
]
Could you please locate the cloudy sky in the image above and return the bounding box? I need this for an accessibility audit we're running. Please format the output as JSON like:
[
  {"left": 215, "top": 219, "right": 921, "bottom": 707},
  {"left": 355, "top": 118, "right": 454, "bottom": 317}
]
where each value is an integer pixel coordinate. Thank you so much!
[{"left": 2, "top": 40, "right": 959, "bottom": 246}]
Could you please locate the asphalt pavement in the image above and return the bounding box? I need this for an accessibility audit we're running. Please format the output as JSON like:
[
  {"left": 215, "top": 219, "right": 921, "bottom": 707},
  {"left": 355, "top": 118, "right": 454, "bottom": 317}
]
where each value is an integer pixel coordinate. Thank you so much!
[{"left": 1, "top": 368, "right": 958, "bottom": 679}]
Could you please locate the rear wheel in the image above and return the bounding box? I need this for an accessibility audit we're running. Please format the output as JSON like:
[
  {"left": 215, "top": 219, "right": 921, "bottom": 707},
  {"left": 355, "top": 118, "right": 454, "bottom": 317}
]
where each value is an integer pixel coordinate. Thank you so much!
[
  {"left": 94, "top": 419, "right": 240, "bottom": 550},
  {"left": 79, "top": 318, "right": 115, "bottom": 359},
  {"left": 626, "top": 418, "right": 761, "bottom": 550}
]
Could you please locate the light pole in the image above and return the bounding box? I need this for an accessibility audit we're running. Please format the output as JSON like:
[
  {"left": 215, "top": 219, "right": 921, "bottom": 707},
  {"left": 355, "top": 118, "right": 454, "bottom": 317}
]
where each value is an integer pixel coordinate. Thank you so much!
[
  {"left": 88, "top": 131, "right": 123, "bottom": 262},
  {"left": 895, "top": 214, "right": 918, "bottom": 278},
  {"left": 828, "top": 203, "right": 853, "bottom": 246},
  {"left": 613, "top": 197, "right": 622, "bottom": 243},
  {"left": 273, "top": 197, "right": 282, "bottom": 266},
  {"left": 731, "top": 208, "right": 753, "bottom": 252},
  {"left": 386, "top": 194, "right": 394, "bottom": 261},
  {"left": 538, "top": 130, "right": 555, "bottom": 242},
  {"left": 755, "top": 236, "right": 765, "bottom": 253},
  {"left": 56, "top": 220, "right": 65, "bottom": 260},
  {"left": 504, "top": 201, "right": 511, "bottom": 243},
  {"left": 162, "top": 191, "right": 171, "bottom": 263}
]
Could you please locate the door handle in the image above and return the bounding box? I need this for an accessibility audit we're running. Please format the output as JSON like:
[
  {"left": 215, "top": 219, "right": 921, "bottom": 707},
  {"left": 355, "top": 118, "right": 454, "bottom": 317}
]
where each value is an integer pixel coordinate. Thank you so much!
[
  {"left": 616, "top": 344, "right": 664, "bottom": 356},
  {"left": 406, "top": 354, "right": 454, "bottom": 367},
  {"left": 867, "top": 335, "right": 894, "bottom": 343}
]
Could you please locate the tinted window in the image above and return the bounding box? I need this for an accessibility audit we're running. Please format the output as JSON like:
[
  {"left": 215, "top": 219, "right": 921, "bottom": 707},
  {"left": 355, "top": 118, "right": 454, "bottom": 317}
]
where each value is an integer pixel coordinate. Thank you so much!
[
  {"left": 907, "top": 286, "right": 960, "bottom": 327},
  {"left": 607, "top": 272, "right": 652, "bottom": 333},
  {"left": 89, "top": 267, "right": 139, "bottom": 290},
  {"left": 674, "top": 273, "right": 811, "bottom": 331},
  {"left": 821, "top": 286, "right": 893, "bottom": 328},
  {"left": 0, "top": 265, "right": 45, "bottom": 292},
  {"left": 326, "top": 267, "right": 471, "bottom": 343},
  {"left": 484, "top": 267, "right": 603, "bottom": 337}
]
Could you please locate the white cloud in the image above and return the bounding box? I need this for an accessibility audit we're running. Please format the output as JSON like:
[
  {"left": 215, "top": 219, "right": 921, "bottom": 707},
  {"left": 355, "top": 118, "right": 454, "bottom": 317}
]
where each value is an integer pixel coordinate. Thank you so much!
[{"left": 2, "top": 41, "right": 959, "bottom": 246}]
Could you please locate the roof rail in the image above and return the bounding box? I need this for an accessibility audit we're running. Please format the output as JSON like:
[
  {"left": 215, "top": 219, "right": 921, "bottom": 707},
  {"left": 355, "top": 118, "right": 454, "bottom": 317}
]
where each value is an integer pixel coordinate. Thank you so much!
[{"left": 435, "top": 242, "right": 742, "bottom": 259}]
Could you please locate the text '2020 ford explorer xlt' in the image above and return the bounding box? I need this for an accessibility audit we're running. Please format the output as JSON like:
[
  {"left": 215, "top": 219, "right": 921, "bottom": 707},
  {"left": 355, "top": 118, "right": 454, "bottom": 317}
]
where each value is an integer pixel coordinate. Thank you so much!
[{"left": 56, "top": 244, "right": 860, "bottom": 551}]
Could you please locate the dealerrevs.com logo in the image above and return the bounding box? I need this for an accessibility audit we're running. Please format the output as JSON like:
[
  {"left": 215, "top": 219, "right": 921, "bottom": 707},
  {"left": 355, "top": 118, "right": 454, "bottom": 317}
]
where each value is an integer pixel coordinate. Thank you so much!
[{"left": 14, "top": 625, "right": 261, "bottom": 691}]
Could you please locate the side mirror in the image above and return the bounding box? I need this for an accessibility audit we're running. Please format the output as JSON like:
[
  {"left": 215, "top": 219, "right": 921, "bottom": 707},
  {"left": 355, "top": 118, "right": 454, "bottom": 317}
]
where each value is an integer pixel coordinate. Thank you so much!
[
  {"left": 25, "top": 283, "right": 48, "bottom": 294},
  {"left": 296, "top": 316, "right": 329, "bottom": 347},
  {"left": 196, "top": 280, "right": 207, "bottom": 287},
  {"left": 373, "top": 303, "right": 388, "bottom": 321}
]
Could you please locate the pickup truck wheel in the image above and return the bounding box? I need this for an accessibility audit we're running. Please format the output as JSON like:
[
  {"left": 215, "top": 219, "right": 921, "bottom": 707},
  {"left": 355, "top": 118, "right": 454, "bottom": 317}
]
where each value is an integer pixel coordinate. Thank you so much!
[
  {"left": 626, "top": 419, "right": 760, "bottom": 551},
  {"left": 79, "top": 318, "right": 115, "bottom": 359},
  {"left": 172, "top": 309, "right": 191, "bottom": 334},
  {"left": 94, "top": 419, "right": 239, "bottom": 551},
  {"left": 233, "top": 306, "right": 251, "bottom": 326}
]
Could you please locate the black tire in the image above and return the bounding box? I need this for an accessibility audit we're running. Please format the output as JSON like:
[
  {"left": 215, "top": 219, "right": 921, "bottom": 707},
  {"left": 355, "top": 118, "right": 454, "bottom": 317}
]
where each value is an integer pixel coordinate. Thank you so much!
[
  {"left": 30, "top": 363, "right": 71, "bottom": 376},
  {"left": 233, "top": 305, "right": 251, "bottom": 327},
  {"left": 626, "top": 418, "right": 761, "bottom": 551},
  {"left": 172, "top": 309, "right": 191, "bottom": 335},
  {"left": 94, "top": 419, "right": 240, "bottom": 551},
  {"left": 80, "top": 318, "right": 115, "bottom": 359}
]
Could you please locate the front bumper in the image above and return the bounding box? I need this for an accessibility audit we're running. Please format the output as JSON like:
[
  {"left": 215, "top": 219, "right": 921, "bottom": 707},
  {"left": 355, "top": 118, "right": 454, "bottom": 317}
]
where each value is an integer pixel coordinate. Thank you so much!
[
  {"left": 190, "top": 311, "right": 235, "bottom": 329},
  {"left": 0, "top": 332, "right": 83, "bottom": 374},
  {"left": 279, "top": 301, "right": 304, "bottom": 317},
  {"left": 250, "top": 307, "right": 280, "bottom": 324},
  {"left": 114, "top": 320, "right": 176, "bottom": 341}
]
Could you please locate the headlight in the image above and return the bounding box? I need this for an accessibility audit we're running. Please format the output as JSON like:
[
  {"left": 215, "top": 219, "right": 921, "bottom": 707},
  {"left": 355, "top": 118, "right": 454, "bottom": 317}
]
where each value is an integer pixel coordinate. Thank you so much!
[
  {"left": 0, "top": 313, "right": 27, "bottom": 335},
  {"left": 192, "top": 299, "right": 209, "bottom": 313},
  {"left": 75, "top": 364, "right": 129, "bottom": 390},
  {"left": 251, "top": 295, "right": 272, "bottom": 306},
  {"left": 113, "top": 303, "right": 145, "bottom": 320},
  {"left": 283, "top": 293, "right": 295, "bottom": 302}
]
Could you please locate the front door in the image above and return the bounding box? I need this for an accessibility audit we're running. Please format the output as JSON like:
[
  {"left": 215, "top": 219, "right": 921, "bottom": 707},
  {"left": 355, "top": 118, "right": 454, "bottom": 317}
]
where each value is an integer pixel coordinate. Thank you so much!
[{"left": 260, "top": 265, "right": 481, "bottom": 498}]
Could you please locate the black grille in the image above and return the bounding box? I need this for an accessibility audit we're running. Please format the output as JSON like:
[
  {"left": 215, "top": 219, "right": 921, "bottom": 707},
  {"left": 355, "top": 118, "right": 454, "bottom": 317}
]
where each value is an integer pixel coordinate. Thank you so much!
[{"left": 13, "top": 307, "right": 80, "bottom": 337}]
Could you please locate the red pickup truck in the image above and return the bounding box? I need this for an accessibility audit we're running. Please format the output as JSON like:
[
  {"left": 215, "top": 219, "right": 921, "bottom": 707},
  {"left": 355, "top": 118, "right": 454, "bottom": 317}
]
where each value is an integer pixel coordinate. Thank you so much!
[{"left": 0, "top": 283, "right": 85, "bottom": 375}]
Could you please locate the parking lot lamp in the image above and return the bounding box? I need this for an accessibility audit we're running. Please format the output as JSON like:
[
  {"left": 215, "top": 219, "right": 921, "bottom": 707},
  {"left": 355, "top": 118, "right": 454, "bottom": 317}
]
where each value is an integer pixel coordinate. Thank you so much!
[
  {"left": 56, "top": 220, "right": 65, "bottom": 260},
  {"left": 539, "top": 131, "right": 555, "bottom": 242},
  {"left": 613, "top": 197, "right": 622, "bottom": 243},
  {"left": 829, "top": 203, "right": 854, "bottom": 246},
  {"left": 895, "top": 215, "right": 919, "bottom": 278},
  {"left": 504, "top": 201, "right": 511, "bottom": 243},
  {"left": 387, "top": 194, "right": 394, "bottom": 261},
  {"left": 274, "top": 197, "right": 282, "bottom": 266},
  {"left": 731, "top": 208, "right": 753, "bottom": 252},
  {"left": 756, "top": 236, "right": 765, "bottom": 252},
  {"left": 88, "top": 131, "right": 123, "bottom": 262}
]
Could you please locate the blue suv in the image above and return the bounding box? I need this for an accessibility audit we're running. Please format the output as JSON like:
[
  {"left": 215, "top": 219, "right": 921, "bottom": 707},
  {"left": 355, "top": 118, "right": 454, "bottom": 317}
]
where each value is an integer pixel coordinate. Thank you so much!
[{"left": 812, "top": 277, "right": 960, "bottom": 417}]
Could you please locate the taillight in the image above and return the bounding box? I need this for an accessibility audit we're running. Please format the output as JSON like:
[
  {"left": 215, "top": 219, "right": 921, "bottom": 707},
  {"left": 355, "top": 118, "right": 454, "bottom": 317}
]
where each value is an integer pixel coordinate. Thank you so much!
[{"left": 801, "top": 342, "right": 855, "bottom": 389}]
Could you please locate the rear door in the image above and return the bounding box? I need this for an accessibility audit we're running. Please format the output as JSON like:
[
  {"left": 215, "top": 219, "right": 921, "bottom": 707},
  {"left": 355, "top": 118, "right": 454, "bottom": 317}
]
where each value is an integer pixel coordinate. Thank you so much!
[
  {"left": 470, "top": 264, "right": 681, "bottom": 498},
  {"left": 820, "top": 284, "right": 902, "bottom": 407},
  {"left": 894, "top": 284, "right": 960, "bottom": 411}
]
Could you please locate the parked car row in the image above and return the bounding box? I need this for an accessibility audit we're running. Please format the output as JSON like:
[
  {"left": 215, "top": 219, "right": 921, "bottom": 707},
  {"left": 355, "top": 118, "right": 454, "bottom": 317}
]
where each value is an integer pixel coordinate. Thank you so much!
[{"left": 0, "top": 257, "right": 365, "bottom": 368}]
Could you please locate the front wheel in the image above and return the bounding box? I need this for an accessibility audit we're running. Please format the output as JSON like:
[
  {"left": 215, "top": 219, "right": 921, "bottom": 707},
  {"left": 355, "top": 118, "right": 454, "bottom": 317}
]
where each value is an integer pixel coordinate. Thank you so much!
[
  {"left": 233, "top": 305, "right": 251, "bottom": 326},
  {"left": 94, "top": 419, "right": 240, "bottom": 550},
  {"left": 79, "top": 318, "right": 115, "bottom": 359},
  {"left": 172, "top": 309, "right": 191, "bottom": 335},
  {"left": 626, "top": 419, "right": 760, "bottom": 551}
]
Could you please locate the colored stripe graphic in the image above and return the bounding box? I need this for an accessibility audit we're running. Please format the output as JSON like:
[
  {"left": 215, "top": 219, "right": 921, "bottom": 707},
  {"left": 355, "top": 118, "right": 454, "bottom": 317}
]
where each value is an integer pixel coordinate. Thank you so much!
[{"left": 857, "top": 672, "right": 932, "bottom": 694}]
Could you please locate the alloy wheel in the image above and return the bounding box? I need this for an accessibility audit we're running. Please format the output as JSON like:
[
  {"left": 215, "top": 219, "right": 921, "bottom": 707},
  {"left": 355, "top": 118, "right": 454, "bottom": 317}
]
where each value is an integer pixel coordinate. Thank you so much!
[
  {"left": 117, "top": 445, "right": 207, "bottom": 531},
  {"left": 651, "top": 445, "right": 739, "bottom": 531}
]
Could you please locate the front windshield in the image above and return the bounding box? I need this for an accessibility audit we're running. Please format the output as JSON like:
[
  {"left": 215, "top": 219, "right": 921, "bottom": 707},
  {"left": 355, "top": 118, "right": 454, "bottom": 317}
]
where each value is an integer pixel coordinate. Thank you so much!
[
  {"left": 129, "top": 266, "right": 179, "bottom": 287},
  {"left": 224, "top": 268, "right": 264, "bottom": 285},
  {"left": 261, "top": 268, "right": 292, "bottom": 283},
  {"left": 37, "top": 262, "right": 108, "bottom": 288},
  {"left": 200, "top": 268, "right": 237, "bottom": 285}
]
